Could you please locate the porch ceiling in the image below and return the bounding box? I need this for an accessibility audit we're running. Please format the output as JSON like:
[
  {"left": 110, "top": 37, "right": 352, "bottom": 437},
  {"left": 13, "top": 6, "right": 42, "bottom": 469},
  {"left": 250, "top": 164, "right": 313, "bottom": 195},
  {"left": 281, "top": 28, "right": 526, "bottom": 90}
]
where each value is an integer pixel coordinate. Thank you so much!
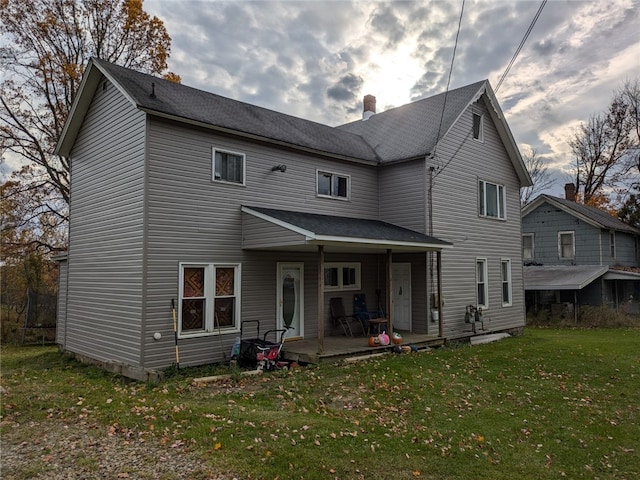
[
  {"left": 524, "top": 265, "right": 609, "bottom": 290},
  {"left": 241, "top": 206, "right": 452, "bottom": 253}
]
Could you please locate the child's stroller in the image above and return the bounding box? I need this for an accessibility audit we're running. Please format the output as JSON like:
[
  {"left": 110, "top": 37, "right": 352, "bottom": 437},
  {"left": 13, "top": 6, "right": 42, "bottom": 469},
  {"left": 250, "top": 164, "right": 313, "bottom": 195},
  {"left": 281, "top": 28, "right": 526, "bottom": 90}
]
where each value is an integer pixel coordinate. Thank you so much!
[{"left": 238, "top": 320, "right": 291, "bottom": 371}]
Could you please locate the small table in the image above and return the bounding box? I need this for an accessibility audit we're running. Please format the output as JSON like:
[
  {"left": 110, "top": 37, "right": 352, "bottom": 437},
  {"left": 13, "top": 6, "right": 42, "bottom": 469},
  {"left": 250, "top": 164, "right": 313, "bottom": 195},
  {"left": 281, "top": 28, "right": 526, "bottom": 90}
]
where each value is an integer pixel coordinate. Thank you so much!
[{"left": 368, "top": 318, "right": 389, "bottom": 335}]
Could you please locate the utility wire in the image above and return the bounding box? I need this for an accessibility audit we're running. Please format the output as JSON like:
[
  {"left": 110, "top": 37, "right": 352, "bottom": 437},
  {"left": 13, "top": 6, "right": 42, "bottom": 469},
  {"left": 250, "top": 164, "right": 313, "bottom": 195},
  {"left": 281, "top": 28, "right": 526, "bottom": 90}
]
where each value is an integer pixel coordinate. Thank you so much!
[
  {"left": 495, "top": 0, "right": 547, "bottom": 93},
  {"left": 433, "top": 0, "right": 466, "bottom": 164}
]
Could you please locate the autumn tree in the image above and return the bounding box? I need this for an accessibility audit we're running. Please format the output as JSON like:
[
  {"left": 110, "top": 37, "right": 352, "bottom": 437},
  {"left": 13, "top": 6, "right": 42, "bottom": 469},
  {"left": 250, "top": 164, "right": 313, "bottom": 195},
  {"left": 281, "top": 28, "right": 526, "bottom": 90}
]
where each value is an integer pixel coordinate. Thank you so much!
[
  {"left": 520, "top": 147, "right": 554, "bottom": 205},
  {"left": 569, "top": 78, "right": 640, "bottom": 205},
  {"left": 618, "top": 183, "right": 640, "bottom": 228},
  {"left": 0, "top": 0, "right": 179, "bottom": 247}
]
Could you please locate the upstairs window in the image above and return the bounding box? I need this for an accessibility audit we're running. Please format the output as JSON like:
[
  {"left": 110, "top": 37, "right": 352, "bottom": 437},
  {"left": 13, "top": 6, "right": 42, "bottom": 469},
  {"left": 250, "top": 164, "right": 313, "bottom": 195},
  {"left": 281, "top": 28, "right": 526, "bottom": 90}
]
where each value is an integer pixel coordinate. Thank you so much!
[
  {"left": 522, "top": 233, "right": 534, "bottom": 261},
  {"left": 558, "top": 231, "right": 575, "bottom": 259},
  {"left": 472, "top": 112, "right": 484, "bottom": 141},
  {"left": 317, "top": 170, "right": 349, "bottom": 199},
  {"left": 324, "top": 263, "right": 360, "bottom": 291},
  {"left": 479, "top": 180, "right": 506, "bottom": 219},
  {"left": 610, "top": 231, "right": 616, "bottom": 259},
  {"left": 213, "top": 148, "right": 245, "bottom": 184}
]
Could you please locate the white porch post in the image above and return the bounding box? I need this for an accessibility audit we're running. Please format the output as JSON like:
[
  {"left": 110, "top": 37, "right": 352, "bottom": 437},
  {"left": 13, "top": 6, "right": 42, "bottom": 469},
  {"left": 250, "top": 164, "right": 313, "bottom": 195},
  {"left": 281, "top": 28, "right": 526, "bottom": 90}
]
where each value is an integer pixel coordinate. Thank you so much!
[{"left": 317, "top": 245, "right": 325, "bottom": 354}]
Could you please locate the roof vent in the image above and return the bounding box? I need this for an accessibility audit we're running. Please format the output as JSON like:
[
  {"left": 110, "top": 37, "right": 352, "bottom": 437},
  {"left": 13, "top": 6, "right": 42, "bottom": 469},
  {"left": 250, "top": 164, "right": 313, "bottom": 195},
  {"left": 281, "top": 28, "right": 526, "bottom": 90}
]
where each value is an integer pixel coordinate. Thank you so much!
[{"left": 363, "top": 94, "right": 376, "bottom": 121}]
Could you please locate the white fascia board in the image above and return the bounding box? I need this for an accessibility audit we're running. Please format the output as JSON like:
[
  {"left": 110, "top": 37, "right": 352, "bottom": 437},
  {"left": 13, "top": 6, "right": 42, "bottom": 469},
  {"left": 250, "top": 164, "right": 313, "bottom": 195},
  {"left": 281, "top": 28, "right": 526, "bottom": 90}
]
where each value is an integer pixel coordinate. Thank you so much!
[{"left": 312, "top": 235, "right": 452, "bottom": 251}]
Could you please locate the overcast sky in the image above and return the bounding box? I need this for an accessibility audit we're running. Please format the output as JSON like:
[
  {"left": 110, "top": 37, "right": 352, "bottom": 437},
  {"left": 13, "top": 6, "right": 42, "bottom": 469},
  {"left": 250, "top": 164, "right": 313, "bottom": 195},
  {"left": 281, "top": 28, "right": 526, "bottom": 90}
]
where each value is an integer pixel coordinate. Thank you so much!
[{"left": 144, "top": 0, "right": 639, "bottom": 197}]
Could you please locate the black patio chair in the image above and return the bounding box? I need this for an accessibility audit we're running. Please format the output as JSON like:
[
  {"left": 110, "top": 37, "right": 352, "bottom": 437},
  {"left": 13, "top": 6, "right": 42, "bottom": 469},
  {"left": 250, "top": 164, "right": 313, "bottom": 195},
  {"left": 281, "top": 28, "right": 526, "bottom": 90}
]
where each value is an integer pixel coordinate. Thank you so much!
[{"left": 330, "top": 297, "right": 364, "bottom": 336}]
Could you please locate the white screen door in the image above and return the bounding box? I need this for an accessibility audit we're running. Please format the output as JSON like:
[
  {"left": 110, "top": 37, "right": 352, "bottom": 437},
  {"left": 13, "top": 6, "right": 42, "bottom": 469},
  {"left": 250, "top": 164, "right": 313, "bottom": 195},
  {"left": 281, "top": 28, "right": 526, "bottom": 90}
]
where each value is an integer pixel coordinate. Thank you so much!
[{"left": 277, "top": 263, "right": 304, "bottom": 339}]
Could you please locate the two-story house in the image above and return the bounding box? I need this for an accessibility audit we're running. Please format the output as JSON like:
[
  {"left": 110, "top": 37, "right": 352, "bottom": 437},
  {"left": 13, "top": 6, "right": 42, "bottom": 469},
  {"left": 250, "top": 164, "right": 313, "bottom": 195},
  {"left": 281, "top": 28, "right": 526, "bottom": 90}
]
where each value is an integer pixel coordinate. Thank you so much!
[
  {"left": 522, "top": 183, "right": 640, "bottom": 319},
  {"left": 54, "top": 58, "right": 531, "bottom": 379}
]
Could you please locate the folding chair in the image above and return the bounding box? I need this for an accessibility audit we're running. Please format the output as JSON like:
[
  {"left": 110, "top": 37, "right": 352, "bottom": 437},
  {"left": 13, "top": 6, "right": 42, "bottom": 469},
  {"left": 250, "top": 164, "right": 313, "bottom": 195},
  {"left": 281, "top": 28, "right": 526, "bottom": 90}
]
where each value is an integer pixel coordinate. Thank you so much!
[{"left": 330, "top": 297, "right": 364, "bottom": 336}]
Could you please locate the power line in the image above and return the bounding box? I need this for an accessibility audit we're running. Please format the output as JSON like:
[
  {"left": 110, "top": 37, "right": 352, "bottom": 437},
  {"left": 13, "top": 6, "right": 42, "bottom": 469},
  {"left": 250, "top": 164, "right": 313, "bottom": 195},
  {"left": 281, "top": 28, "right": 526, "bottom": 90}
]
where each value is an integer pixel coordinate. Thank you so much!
[
  {"left": 495, "top": 0, "right": 547, "bottom": 93},
  {"left": 433, "top": 0, "right": 466, "bottom": 164}
]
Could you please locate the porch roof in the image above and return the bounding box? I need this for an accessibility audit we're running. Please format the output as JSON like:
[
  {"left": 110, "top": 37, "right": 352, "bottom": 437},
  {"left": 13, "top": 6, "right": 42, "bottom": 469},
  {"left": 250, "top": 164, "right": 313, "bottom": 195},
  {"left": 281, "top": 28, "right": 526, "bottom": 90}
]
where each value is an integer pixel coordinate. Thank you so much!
[
  {"left": 524, "top": 265, "right": 609, "bottom": 290},
  {"left": 241, "top": 206, "right": 452, "bottom": 253}
]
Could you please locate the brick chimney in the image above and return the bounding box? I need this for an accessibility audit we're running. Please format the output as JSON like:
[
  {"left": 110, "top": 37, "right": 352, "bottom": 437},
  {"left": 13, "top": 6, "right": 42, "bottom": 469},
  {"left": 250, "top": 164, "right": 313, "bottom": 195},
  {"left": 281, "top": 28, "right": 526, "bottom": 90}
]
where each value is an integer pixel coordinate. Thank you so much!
[
  {"left": 363, "top": 94, "right": 376, "bottom": 120},
  {"left": 564, "top": 183, "right": 576, "bottom": 201}
]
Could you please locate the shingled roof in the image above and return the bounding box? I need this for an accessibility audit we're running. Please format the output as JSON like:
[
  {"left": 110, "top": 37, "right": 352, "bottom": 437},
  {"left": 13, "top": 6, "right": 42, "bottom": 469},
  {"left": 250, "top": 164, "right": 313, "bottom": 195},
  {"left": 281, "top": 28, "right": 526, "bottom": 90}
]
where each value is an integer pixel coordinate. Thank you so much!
[
  {"left": 523, "top": 194, "right": 640, "bottom": 235},
  {"left": 336, "top": 81, "right": 487, "bottom": 162},
  {"left": 56, "top": 58, "right": 530, "bottom": 187}
]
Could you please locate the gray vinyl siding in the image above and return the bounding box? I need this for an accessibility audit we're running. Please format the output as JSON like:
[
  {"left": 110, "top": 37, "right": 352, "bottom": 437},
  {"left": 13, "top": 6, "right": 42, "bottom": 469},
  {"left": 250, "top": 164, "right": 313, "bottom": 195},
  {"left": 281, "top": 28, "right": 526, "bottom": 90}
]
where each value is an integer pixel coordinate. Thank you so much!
[
  {"left": 379, "top": 160, "right": 427, "bottom": 233},
  {"left": 56, "top": 259, "right": 68, "bottom": 346},
  {"left": 241, "top": 213, "right": 306, "bottom": 248},
  {"left": 142, "top": 119, "right": 384, "bottom": 368},
  {"left": 523, "top": 206, "right": 602, "bottom": 265},
  {"left": 430, "top": 100, "right": 525, "bottom": 338},
  {"left": 65, "top": 79, "right": 146, "bottom": 366}
]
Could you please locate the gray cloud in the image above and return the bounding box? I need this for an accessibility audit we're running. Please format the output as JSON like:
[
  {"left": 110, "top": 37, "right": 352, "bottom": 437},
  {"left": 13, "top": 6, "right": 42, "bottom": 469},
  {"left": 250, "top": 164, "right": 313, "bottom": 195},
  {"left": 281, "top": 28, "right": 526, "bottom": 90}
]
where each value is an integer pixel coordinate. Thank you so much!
[{"left": 144, "top": 0, "right": 639, "bottom": 195}]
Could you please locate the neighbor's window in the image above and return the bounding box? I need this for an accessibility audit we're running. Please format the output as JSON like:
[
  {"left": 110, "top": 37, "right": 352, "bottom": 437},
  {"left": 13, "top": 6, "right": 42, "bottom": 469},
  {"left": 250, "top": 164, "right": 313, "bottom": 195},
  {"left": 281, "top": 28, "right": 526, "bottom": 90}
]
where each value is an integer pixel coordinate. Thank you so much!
[
  {"left": 324, "top": 262, "right": 360, "bottom": 291},
  {"left": 179, "top": 263, "right": 241, "bottom": 336},
  {"left": 476, "top": 258, "right": 488, "bottom": 308},
  {"left": 479, "top": 180, "right": 506, "bottom": 219},
  {"left": 213, "top": 148, "right": 245, "bottom": 184},
  {"left": 501, "top": 259, "right": 512, "bottom": 307},
  {"left": 472, "top": 112, "right": 484, "bottom": 141},
  {"left": 522, "top": 233, "right": 534, "bottom": 261},
  {"left": 610, "top": 231, "right": 616, "bottom": 259},
  {"left": 558, "top": 231, "right": 575, "bottom": 259},
  {"left": 317, "top": 170, "right": 349, "bottom": 199}
]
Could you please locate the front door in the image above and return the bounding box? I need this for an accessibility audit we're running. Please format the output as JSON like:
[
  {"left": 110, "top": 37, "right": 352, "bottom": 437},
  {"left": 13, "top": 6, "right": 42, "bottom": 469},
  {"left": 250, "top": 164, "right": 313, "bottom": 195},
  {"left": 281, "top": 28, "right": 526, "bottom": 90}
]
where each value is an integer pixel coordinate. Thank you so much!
[
  {"left": 277, "top": 263, "right": 304, "bottom": 339},
  {"left": 392, "top": 263, "right": 412, "bottom": 331}
]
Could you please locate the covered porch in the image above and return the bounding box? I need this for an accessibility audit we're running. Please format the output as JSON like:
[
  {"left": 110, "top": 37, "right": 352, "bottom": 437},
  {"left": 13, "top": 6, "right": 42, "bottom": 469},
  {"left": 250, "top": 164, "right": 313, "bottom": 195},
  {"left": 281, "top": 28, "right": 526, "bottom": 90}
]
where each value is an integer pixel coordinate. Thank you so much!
[
  {"left": 282, "top": 331, "right": 446, "bottom": 364},
  {"left": 242, "top": 206, "right": 452, "bottom": 358}
]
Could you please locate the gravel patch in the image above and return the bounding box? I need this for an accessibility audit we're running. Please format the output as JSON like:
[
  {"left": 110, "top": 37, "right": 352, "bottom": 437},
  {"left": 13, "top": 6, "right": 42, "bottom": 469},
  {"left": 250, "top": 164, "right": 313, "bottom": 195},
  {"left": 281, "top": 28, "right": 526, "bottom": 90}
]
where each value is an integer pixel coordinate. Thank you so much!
[{"left": 1, "top": 418, "right": 239, "bottom": 479}]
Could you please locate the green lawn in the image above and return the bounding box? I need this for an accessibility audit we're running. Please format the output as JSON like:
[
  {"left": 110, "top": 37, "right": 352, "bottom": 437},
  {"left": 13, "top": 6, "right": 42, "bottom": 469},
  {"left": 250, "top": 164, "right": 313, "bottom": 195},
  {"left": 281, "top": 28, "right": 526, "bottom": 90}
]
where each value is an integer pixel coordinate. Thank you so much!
[{"left": 2, "top": 328, "right": 639, "bottom": 479}]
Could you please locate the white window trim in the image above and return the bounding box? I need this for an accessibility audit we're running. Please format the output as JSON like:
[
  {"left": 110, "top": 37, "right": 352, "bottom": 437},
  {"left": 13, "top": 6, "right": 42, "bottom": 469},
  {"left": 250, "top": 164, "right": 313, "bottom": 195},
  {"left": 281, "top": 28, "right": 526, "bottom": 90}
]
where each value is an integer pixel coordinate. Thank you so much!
[
  {"left": 476, "top": 257, "right": 488, "bottom": 309},
  {"left": 324, "top": 262, "right": 361, "bottom": 292},
  {"left": 478, "top": 179, "right": 506, "bottom": 220},
  {"left": 472, "top": 112, "right": 484, "bottom": 142},
  {"left": 212, "top": 147, "right": 246, "bottom": 185},
  {"left": 522, "top": 233, "right": 535, "bottom": 261},
  {"left": 501, "top": 258, "right": 512, "bottom": 307},
  {"left": 610, "top": 230, "right": 616, "bottom": 259},
  {"left": 558, "top": 231, "right": 575, "bottom": 260},
  {"left": 316, "top": 169, "right": 351, "bottom": 200},
  {"left": 178, "top": 263, "right": 241, "bottom": 338}
]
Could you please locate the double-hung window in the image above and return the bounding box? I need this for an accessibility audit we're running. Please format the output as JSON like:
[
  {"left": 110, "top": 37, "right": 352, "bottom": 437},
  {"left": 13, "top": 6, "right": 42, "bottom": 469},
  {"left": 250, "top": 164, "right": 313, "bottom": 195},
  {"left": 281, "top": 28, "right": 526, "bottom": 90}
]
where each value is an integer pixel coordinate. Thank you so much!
[
  {"left": 472, "top": 112, "right": 484, "bottom": 141},
  {"left": 213, "top": 148, "right": 245, "bottom": 184},
  {"left": 522, "top": 233, "right": 534, "bottom": 261},
  {"left": 558, "top": 231, "right": 575, "bottom": 260},
  {"left": 610, "top": 231, "right": 616, "bottom": 259},
  {"left": 317, "top": 170, "right": 349, "bottom": 199},
  {"left": 179, "top": 263, "right": 241, "bottom": 336},
  {"left": 479, "top": 180, "right": 506, "bottom": 219},
  {"left": 324, "top": 263, "right": 361, "bottom": 291},
  {"left": 476, "top": 258, "right": 488, "bottom": 308},
  {"left": 501, "top": 259, "right": 512, "bottom": 307}
]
